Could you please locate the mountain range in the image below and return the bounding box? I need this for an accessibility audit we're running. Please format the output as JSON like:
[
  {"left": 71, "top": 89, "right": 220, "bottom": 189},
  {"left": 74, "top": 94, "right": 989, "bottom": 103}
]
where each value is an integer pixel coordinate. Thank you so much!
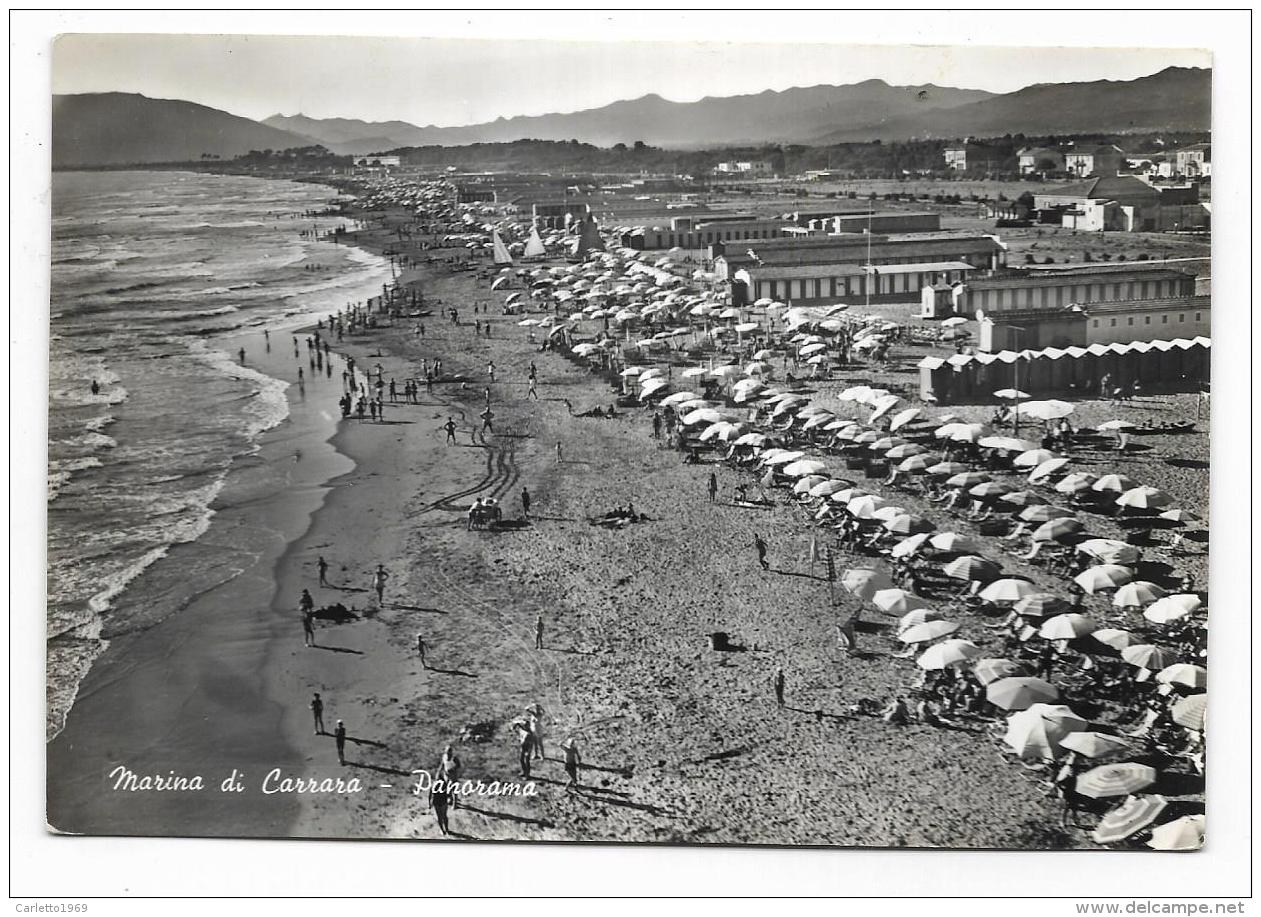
[{"left": 53, "top": 67, "right": 1210, "bottom": 167}]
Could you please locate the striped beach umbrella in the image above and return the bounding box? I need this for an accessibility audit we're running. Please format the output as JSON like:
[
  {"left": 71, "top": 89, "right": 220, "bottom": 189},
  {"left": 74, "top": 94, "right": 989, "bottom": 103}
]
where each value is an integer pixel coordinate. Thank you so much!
[
  {"left": 1076, "top": 763, "right": 1158, "bottom": 799},
  {"left": 1116, "top": 486, "right": 1173, "bottom": 510},
  {"left": 1061, "top": 731, "right": 1132, "bottom": 759},
  {"left": 899, "top": 619, "right": 959, "bottom": 644},
  {"left": 1156, "top": 664, "right": 1207, "bottom": 690},
  {"left": 1004, "top": 704, "right": 1088, "bottom": 760},
  {"left": 1143, "top": 594, "right": 1202, "bottom": 624},
  {"left": 841, "top": 568, "right": 894, "bottom": 601},
  {"left": 1113, "top": 581, "right": 1167, "bottom": 609},
  {"left": 1032, "top": 516, "right": 1085, "bottom": 542},
  {"left": 943, "top": 555, "right": 1001, "bottom": 583},
  {"left": 917, "top": 638, "right": 981, "bottom": 670},
  {"left": 1121, "top": 644, "right": 1178, "bottom": 671},
  {"left": 1013, "top": 448, "right": 1057, "bottom": 468},
  {"left": 1091, "top": 473, "right": 1137, "bottom": 493},
  {"left": 973, "top": 657, "right": 1025, "bottom": 685},
  {"left": 1172, "top": 694, "right": 1207, "bottom": 731},
  {"left": 979, "top": 578, "right": 1038, "bottom": 604},
  {"left": 890, "top": 532, "right": 932, "bottom": 559},
  {"left": 1039, "top": 613, "right": 1098, "bottom": 641},
  {"left": 1092, "top": 628, "right": 1139, "bottom": 651},
  {"left": 872, "top": 588, "right": 931, "bottom": 615},
  {"left": 929, "top": 532, "right": 981, "bottom": 554},
  {"left": 1014, "top": 593, "right": 1068, "bottom": 619},
  {"left": 1020, "top": 504, "right": 1074, "bottom": 523},
  {"left": 1002, "top": 489, "right": 1048, "bottom": 507},
  {"left": 1074, "top": 564, "right": 1134, "bottom": 594},
  {"left": 1092, "top": 795, "right": 1169, "bottom": 845},
  {"left": 1147, "top": 815, "right": 1205, "bottom": 851},
  {"left": 1077, "top": 538, "right": 1141, "bottom": 566},
  {"left": 986, "top": 676, "right": 1060, "bottom": 711}
]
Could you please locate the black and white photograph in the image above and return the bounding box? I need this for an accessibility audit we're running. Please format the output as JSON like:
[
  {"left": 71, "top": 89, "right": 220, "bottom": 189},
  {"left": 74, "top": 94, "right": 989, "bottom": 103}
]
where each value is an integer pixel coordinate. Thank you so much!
[{"left": 11, "top": 9, "right": 1252, "bottom": 905}]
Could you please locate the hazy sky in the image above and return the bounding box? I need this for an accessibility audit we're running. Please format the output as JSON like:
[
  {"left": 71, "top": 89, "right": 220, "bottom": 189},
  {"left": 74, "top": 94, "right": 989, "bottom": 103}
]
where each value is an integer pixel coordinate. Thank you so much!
[{"left": 53, "top": 34, "right": 1211, "bottom": 128}]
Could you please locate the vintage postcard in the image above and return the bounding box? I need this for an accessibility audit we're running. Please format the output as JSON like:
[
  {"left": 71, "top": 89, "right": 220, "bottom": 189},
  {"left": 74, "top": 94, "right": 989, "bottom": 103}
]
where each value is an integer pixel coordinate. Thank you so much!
[{"left": 47, "top": 33, "right": 1211, "bottom": 851}]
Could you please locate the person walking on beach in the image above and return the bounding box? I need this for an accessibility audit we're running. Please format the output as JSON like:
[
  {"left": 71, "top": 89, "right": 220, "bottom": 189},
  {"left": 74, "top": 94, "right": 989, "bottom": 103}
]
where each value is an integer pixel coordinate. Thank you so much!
[
  {"left": 528, "top": 375, "right": 539, "bottom": 400},
  {"left": 480, "top": 408, "right": 494, "bottom": 436},
  {"left": 317, "top": 555, "right": 329, "bottom": 587},
  {"left": 334, "top": 720, "right": 347, "bottom": 765},
  {"left": 774, "top": 668, "right": 785, "bottom": 708},
  {"left": 535, "top": 613, "right": 545, "bottom": 650},
  {"left": 416, "top": 632, "right": 427, "bottom": 669},
  {"left": 429, "top": 784, "right": 451, "bottom": 836},
  {"left": 300, "top": 588, "right": 315, "bottom": 616},
  {"left": 487, "top": 360, "right": 496, "bottom": 382},
  {"left": 754, "top": 533, "right": 770, "bottom": 571},
  {"left": 443, "top": 417, "right": 458, "bottom": 444},
  {"left": 707, "top": 471, "right": 719, "bottom": 503},
  {"left": 563, "top": 739, "right": 582, "bottom": 788},
  {"left": 372, "top": 564, "right": 389, "bottom": 605},
  {"left": 520, "top": 486, "right": 531, "bottom": 520},
  {"left": 438, "top": 743, "right": 462, "bottom": 810},
  {"left": 310, "top": 693, "right": 325, "bottom": 734},
  {"left": 515, "top": 724, "right": 536, "bottom": 778}
]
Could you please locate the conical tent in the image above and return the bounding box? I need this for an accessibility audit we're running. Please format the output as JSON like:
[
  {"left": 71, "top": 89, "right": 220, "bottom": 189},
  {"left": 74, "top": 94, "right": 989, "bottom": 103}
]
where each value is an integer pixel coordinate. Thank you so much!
[
  {"left": 492, "top": 230, "right": 514, "bottom": 266},
  {"left": 571, "top": 218, "right": 606, "bottom": 258},
  {"left": 524, "top": 225, "right": 547, "bottom": 258}
]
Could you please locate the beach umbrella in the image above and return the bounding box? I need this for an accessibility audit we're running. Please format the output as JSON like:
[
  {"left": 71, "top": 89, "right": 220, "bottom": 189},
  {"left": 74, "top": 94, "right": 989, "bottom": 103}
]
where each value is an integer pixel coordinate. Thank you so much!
[
  {"left": 1014, "top": 593, "right": 1068, "bottom": 619},
  {"left": 1039, "top": 613, "right": 1097, "bottom": 641},
  {"left": 898, "top": 608, "right": 943, "bottom": 631},
  {"left": 1077, "top": 539, "right": 1141, "bottom": 566},
  {"left": 762, "top": 450, "right": 805, "bottom": 466},
  {"left": 918, "top": 639, "right": 981, "bottom": 670},
  {"left": 882, "top": 514, "right": 929, "bottom": 535},
  {"left": 868, "top": 436, "right": 907, "bottom": 453},
  {"left": 872, "top": 588, "right": 931, "bottom": 615},
  {"left": 846, "top": 495, "right": 887, "bottom": 518},
  {"left": 682, "top": 408, "right": 729, "bottom": 426},
  {"left": 987, "top": 676, "right": 1059, "bottom": 711},
  {"left": 792, "top": 474, "right": 830, "bottom": 495},
  {"left": 948, "top": 424, "right": 987, "bottom": 443},
  {"left": 993, "top": 388, "right": 1029, "bottom": 400},
  {"left": 969, "top": 481, "right": 1012, "bottom": 500},
  {"left": 885, "top": 443, "right": 926, "bottom": 460},
  {"left": 1054, "top": 472, "right": 1098, "bottom": 495},
  {"left": 1004, "top": 704, "right": 1088, "bottom": 760},
  {"left": 978, "top": 436, "right": 1038, "bottom": 452},
  {"left": 1121, "top": 644, "right": 1178, "bottom": 671},
  {"left": 1028, "top": 457, "right": 1072, "bottom": 482},
  {"left": 1076, "top": 763, "right": 1157, "bottom": 799},
  {"left": 1075, "top": 565, "right": 1134, "bottom": 594},
  {"left": 1116, "top": 486, "right": 1173, "bottom": 510},
  {"left": 1002, "top": 490, "right": 1047, "bottom": 508},
  {"left": 1031, "top": 516, "right": 1085, "bottom": 543},
  {"left": 1113, "top": 581, "right": 1167, "bottom": 609},
  {"left": 941, "top": 316, "right": 968, "bottom": 328},
  {"left": 1092, "top": 473, "right": 1137, "bottom": 493},
  {"left": 929, "top": 532, "right": 981, "bottom": 554},
  {"left": 808, "top": 479, "right": 850, "bottom": 498},
  {"left": 1147, "top": 815, "right": 1205, "bottom": 851},
  {"left": 1092, "top": 795, "right": 1169, "bottom": 845},
  {"left": 841, "top": 568, "right": 894, "bottom": 601},
  {"left": 1155, "top": 663, "right": 1207, "bottom": 690},
  {"left": 1014, "top": 399, "right": 1075, "bottom": 421},
  {"left": 1061, "top": 731, "right": 1132, "bottom": 759},
  {"left": 889, "top": 534, "right": 931, "bottom": 561},
  {"left": 1143, "top": 594, "right": 1203, "bottom": 624},
  {"left": 732, "top": 432, "right": 767, "bottom": 448},
  {"left": 973, "top": 658, "right": 1024, "bottom": 685},
  {"left": 943, "top": 555, "right": 1000, "bottom": 583},
  {"left": 1092, "top": 628, "right": 1139, "bottom": 651},
  {"left": 1020, "top": 504, "right": 1073, "bottom": 523},
  {"left": 1171, "top": 694, "right": 1207, "bottom": 731},
  {"left": 888, "top": 408, "right": 923, "bottom": 432},
  {"left": 638, "top": 378, "right": 670, "bottom": 400},
  {"left": 926, "top": 462, "right": 968, "bottom": 477},
  {"left": 897, "top": 454, "right": 935, "bottom": 473},
  {"left": 899, "top": 619, "right": 958, "bottom": 644},
  {"left": 980, "top": 578, "right": 1037, "bottom": 604},
  {"left": 1158, "top": 509, "right": 1200, "bottom": 525},
  {"left": 1014, "top": 449, "right": 1057, "bottom": 468},
  {"left": 782, "top": 459, "right": 828, "bottom": 478}
]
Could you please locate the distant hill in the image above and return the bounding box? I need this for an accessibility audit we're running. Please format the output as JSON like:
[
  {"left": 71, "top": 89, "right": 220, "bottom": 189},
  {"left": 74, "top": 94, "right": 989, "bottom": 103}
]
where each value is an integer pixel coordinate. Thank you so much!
[
  {"left": 811, "top": 67, "right": 1212, "bottom": 143},
  {"left": 52, "top": 93, "right": 315, "bottom": 167},
  {"left": 266, "top": 80, "right": 995, "bottom": 151}
]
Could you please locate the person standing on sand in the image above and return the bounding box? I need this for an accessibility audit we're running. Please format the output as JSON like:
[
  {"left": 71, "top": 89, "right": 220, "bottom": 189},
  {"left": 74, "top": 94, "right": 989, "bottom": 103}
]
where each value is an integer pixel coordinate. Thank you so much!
[
  {"left": 416, "top": 632, "right": 428, "bottom": 669},
  {"left": 708, "top": 471, "right": 718, "bottom": 503},
  {"left": 317, "top": 556, "right": 329, "bottom": 587},
  {"left": 373, "top": 564, "right": 388, "bottom": 605},
  {"left": 302, "top": 610, "right": 316, "bottom": 648},
  {"left": 443, "top": 417, "right": 458, "bottom": 444},
  {"left": 535, "top": 613, "right": 545, "bottom": 650},
  {"left": 480, "top": 408, "right": 494, "bottom": 436},
  {"left": 438, "top": 744, "right": 462, "bottom": 810},
  {"left": 754, "top": 533, "right": 770, "bottom": 571},
  {"left": 521, "top": 487, "right": 531, "bottom": 520},
  {"left": 556, "top": 441, "right": 563, "bottom": 464},
  {"left": 310, "top": 693, "right": 325, "bottom": 734},
  {"left": 334, "top": 720, "right": 347, "bottom": 765},
  {"left": 516, "top": 724, "right": 536, "bottom": 778},
  {"left": 429, "top": 784, "right": 451, "bottom": 836},
  {"left": 563, "top": 738, "right": 582, "bottom": 788},
  {"left": 238, "top": 347, "right": 246, "bottom": 364},
  {"left": 300, "top": 588, "right": 315, "bottom": 616},
  {"left": 487, "top": 360, "right": 496, "bottom": 382},
  {"left": 774, "top": 668, "right": 786, "bottom": 708}
]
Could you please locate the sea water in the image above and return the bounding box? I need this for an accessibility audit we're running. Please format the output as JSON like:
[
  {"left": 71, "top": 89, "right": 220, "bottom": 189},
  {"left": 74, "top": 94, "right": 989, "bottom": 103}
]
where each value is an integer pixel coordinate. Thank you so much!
[{"left": 48, "top": 170, "right": 391, "bottom": 739}]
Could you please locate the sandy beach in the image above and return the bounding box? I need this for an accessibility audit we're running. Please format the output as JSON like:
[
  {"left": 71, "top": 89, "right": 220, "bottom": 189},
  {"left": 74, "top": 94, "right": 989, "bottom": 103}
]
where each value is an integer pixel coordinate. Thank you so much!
[{"left": 47, "top": 197, "right": 1208, "bottom": 848}]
